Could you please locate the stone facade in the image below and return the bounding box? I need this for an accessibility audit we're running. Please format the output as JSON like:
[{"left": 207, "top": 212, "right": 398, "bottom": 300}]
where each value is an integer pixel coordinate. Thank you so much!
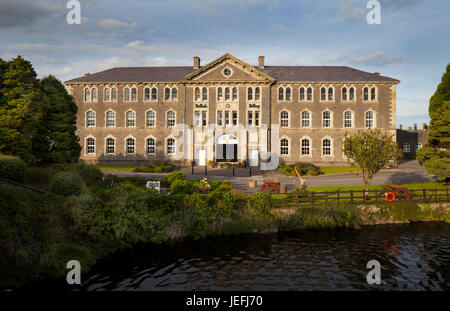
[
  {"left": 396, "top": 125, "right": 429, "bottom": 156},
  {"left": 65, "top": 53, "right": 399, "bottom": 167}
]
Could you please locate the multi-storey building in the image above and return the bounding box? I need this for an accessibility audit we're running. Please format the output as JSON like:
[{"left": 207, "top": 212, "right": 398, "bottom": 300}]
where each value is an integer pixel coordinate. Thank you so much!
[{"left": 65, "top": 53, "right": 399, "bottom": 167}]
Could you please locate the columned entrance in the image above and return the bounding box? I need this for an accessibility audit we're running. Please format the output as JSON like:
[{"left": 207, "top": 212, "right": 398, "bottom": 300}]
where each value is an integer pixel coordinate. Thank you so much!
[{"left": 216, "top": 134, "right": 238, "bottom": 162}]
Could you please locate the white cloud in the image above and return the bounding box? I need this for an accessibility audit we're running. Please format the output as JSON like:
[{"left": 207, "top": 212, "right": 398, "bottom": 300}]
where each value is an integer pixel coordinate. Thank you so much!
[
  {"left": 270, "top": 23, "right": 286, "bottom": 32},
  {"left": 99, "top": 19, "right": 137, "bottom": 30},
  {"left": 337, "top": 0, "right": 365, "bottom": 22},
  {"left": 351, "top": 51, "right": 404, "bottom": 67}
]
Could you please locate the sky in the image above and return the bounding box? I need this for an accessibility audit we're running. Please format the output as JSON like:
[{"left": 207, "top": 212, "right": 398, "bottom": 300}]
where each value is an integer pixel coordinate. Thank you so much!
[{"left": 0, "top": 0, "right": 449, "bottom": 128}]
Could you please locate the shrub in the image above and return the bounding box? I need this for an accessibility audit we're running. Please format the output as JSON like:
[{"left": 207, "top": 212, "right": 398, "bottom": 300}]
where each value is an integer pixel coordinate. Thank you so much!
[
  {"left": 70, "top": 162, "right": 103, "bottom": 186},
  {"left": 170, "top": 179, "right": 195, "bottom": 194},
  {"left": 51, "top": 172, "right": 83, "bottom": 196},
  {"left": 306, "top": 170, "right": 319, "bottom": 176},
  {"left": 213, "top": 183, "right": 233, "bottom": 192},
  {"left": 24, "top": 167, "right": 57, "bottom": 185},
  {"left": 0, "top": 155, "right": 26, "bottom": 183},
  {"left": 164, "top": 171, "right": 186, "bottom": 184}
]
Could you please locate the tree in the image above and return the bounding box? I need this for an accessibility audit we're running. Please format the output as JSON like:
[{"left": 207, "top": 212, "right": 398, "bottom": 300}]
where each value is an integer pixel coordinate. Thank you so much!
[
  {"left": 32, "top": 75, "right": 80, "bottom": 164},
  {"left": 0, "top": 56, "right": 41, "bottom": 163},
  {"left": 417, "top": 64, "right": 450, "bottom": 181},
  {"left": 343, "top": 129, "right": 403, "bottom": 193}
]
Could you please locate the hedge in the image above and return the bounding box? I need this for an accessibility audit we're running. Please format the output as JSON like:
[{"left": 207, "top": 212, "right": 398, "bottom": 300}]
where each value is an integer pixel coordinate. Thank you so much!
[{"left": 0, "top": 155, "right": 26, "bottom": 183}]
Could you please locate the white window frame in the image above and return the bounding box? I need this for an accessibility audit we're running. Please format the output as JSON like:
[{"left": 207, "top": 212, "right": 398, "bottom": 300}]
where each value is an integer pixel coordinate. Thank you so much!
[
  {"left": 105, "top": 136, "right": 116, "bottom": 155},
  {"left": 343, "top": 110, "right": 354, "bottom": 128},
  {"left": 300, "top": 136, "right": 312, "bottom": 157},
  {"left": 86, "top": 110, "right": 96, "bottom": 127},
  {"left": 403, "top": 143, "right": 410, "bottom": 153},
  {"left": 280, "top": 136, "right": 291, "bottom": 156},
  {"left": 111, "top": 87, "right": 118, "bottom": 102},
  {"left": 146, "top": 136, "right": 156, "bottom": 156},
  {"left": 280, "top": 110, "right": 290, "bottom": 128},
  {"left": 301, "top": 110, "right": 311, "bottom": 128},
  {"left": 167, "top": 110, "right": 176, "bottom": 127},
  {"left": 322, "top": 110, "right": 332, "bottom": 128},
  {"left": 321, "top": 137, "right": 333, "bottom": 157},
  {"left": 125, "top": 136, "right": 136, "bottom": 155},
  {"left": 85, "top": 136, "right": 96, "bottom": 155},
  {"left": 105, "top": 110, "right": 116, "bottom": 127},
  {"left": 126, "top": 110, "right": 136, "bottom": 128},
  {"left": 166, "top": 137, "right": 176, "bottom": 156},
  {"left": 365, "top": 110, "right": 376, "bottom": 129},
  {"left": 104, "top": 87, "right": 111, "bottom": 102}
]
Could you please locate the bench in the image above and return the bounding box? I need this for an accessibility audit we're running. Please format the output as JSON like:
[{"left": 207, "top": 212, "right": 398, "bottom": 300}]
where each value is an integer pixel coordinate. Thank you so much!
[
  {"left": 385, "top": 184, "right": 414, "bottom": 200},
  {"left": 260, "top": 180, "right": 281, "bottom": 194}
]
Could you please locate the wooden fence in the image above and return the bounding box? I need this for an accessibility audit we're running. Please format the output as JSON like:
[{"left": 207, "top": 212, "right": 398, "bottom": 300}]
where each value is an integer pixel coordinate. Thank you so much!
[{"left": 271, "top": 188, "right": 450, "bottom": 208}]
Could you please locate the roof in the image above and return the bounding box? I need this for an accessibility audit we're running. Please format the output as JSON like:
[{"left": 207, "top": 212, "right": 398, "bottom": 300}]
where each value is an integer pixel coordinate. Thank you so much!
[{"left": 65, "top": 65, "right": 399, "bottom": 84}]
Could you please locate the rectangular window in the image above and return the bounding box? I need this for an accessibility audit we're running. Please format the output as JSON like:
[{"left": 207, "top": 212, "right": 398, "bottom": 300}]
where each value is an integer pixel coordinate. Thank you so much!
[
  {"left": 323, "top": 111, "right": 331, "bottom": 128},
  {"left": 217, "top": 111, "right": 222, "bottom": 126},
  {"left": 194, "top": 111, "right": 201, "bottom": 127},
  {"left": 146, "top": 111, "right": 155, "bottom": 127},
  {"left": 147, "top": 139, "right": 155, "bottom": 155},
  {"left": 225, "top": 111, "right": 230, "bottom": 126},
  {"left": 301, "top": 139, "right": 310, "bottom": 156},
  {"left": 232, "top": 111, "right": 237, "bottom": 126},
  {"left": 255, "top": 111, "right": 260, "bottom": 126},
  {"left": 86, "top": 138, "right": 95, "bottom": 154},
  {"left": 106, "top": 138, "right": 115, "bottom": 154},
  {"left": 248, "top": 111, "right": 253, "bottom": 127},
  {"left": 127, "top": 139, "right": 135, "bottom": 154},
  {"left": 202, "top": 111, "right": 207, "bottom": 127},
  {"left": 106, "top": 111, "right": 115, "bottom": 127}
]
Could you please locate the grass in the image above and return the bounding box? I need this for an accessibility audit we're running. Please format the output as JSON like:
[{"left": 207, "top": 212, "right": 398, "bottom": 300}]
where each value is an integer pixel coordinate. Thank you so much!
[
  {"left": 319, "top": 167, "right": 359, "bottom": 174},
  {"left": 96, "top": 165, "right": 137, "bottom": 172}
]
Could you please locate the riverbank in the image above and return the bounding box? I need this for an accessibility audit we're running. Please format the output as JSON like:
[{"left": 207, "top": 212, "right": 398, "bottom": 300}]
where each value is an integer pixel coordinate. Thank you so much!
[{"left": 1, "top": 179, "right": 449, "bottom": 290}]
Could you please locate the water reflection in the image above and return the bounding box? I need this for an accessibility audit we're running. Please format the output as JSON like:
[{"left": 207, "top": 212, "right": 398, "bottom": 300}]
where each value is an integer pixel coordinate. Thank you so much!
[{"left": 78, "top": 223, "right": 450, "bottom": 291}]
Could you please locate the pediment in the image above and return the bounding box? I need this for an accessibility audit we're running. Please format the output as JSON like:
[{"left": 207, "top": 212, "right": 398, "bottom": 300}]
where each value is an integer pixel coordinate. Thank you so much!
[{"left": 181, "top": 53, "right": 274, "bottom": 83}]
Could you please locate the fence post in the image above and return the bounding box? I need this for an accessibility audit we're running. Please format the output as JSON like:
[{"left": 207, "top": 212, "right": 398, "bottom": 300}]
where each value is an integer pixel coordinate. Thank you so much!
[
  {"left": 249, "top": 167, "right": 252, "bottom": 177},
  {"left": 233, "top": 167, "right": 235, "bottom": 177},
  {"left": 192, "top": 163, "right": 194, "bottom": 175},
  {"left": 423, "top": 189, "right": 426, "bottom": 203},
  {"left": 375, "top": 190, "right": 378, "bottom": 202},
  {"left": 325, "top": 191, "right": 328, "bottom": 205},
  {"left": 447, "top": 188, "right": 449, "bottom": 202},
  {"left": 350, "top": 190, "right": 353, "bottom": 206},
  {"left": 296, "top": 192, "right": 299, "bottom": 208},
  {"left": 337, "top": 191, "right": 340, "bottom": 204},
  {"left": 363, "top": 191, "right": 366, "bottom": 202},
  {"left": 205, "top": 165, "right": 207, "bottom": 176},
  {"left": 311, "top": 191, "right": 315, "bottom": 206},
  {"left": 435, "top": 189, "right": 438, "bottom": 203}
]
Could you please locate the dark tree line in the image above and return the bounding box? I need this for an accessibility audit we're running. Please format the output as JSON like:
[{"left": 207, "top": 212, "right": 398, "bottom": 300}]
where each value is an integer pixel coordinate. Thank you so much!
[{"left": 0, "top": 56, "right": 80, "bottom": 165}]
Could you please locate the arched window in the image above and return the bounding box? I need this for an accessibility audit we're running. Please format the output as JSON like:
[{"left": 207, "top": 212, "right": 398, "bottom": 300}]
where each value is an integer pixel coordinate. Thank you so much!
[
  {"left": 320, "top": 87, "right": 326, "bottom": 101},
  {"left": 278, "top": 87, "right": 284, "bottom": 101},
  {"left": 255, "top": 87, "right": 260, "bottom": 101},
  {"left": 301, "top": 111, "right": 310, "bottom": 128},
  {"left": 280, "top": 138, "right": 289, "bottom": 155},
  {"left": 322, "top": 111, "right": 331, "bottom": 128},
  {"left": 342, "top": 87, "right": 348, "bottom": 101},
  {"left": 151, "top": 87, "right": 157, "bottom": 101},
  {"left": 307, "top": 87, "right": 313, "bottom": 101},
  {"left": 248, "top": 87, "right": 253, "bottom": 101},
  {"left": 167, "top": 111, "right": 175, "bottom": 127},
  {"left": 146, "top": 138, "right": 155, "bottom": 155},
  {"left": 365, "top": 111, "right": 374, "bottom": 128},
  {"left": 144, "top": 87, "right": 151, "bottom": 101},
  {"left": 91, "top": 88, "right": 97, "bottom": 101},
  {"left": 202, "top": 87, "right": 208, "bottom": 101},
  {"left": 86, "top": 111, "right": 95, "bottom": 127},
  {"left": 301, "top": 139, "right": 310, "bottom": 156},
  {"left": 146, "top": 110, "right": 155, "bottom": 127},
  {"left": 195, "top": 87, "right": 200, "bottom": 101},
  {"left": 285, "top": 87, "right": 292, "bottom": 101},
  {"left": 371, "top": 87, "right": 376, "bottom": 101},
  {"left": 349, "top": 87, "right": 355, "bottom": 100},
  {"left": 299, "top": 87, "right": 305, "bottom": 101},
  {"left": 344, "top": 111, "right": 352, "bottom": 128},
  {"left": 403, "top": 143, "right": 410, "bottom": 153},
  {"left": 217, "top": 87, "right": 223, "bottom": 101},
  {"left": 322, "top": 139, "right": 331, "bottom": 156},
  {"left": 165, "top": 87, "right": 171, "bottom": 101},
  {"left": 232, "top": 87, "right": 237, "bottom": 100},
  {"left": 172, "top": 87, "right": 178, "bottom": 100},
  {"left": 126, "top": 111, "right": 135, "bottom": 127},
  {"left": 124, "top": 87, "right": 131, "bottom": 101},
  {"left": 328, "top": 87, "right": 333, "bottom": 101},
  {"left": 280, "top": 111, "right": 289, "bottom": 128},
  {"left": 363, "top": 87, "right": 369, "bottom": 101},
  {"left": 106, "top": 138, "right": 115, "bottom": 154},
  {"left": 106, "top": 111, "right": 115, "bottom": 127},
  {"left": 130, "top": 87, "right": 137, "bottom": 101},
  {"left": 225, "top": 87, "right": 230, "bottom": 101},
  {"left": 111, "top": 87, "right": 117, "bottom": 101},
  {"left": 167, "top": 138, "right": 175, "bottom": 155},
  {"left": 86, "top": 137, "right": 95, "bottom": 154},
  {"left": 126, "top": 138, "right": 135, "bottom": 154},
  {"left": 104, "top": 88, "right": 111, "bottom": 102},
  {"left": 84, "top": 88, "right": 91, "bottom": 102}
]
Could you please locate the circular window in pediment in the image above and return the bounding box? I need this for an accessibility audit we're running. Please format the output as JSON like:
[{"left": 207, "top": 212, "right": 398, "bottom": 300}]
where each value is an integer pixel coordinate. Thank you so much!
[{"left": 222, "top": 67, "right": 232, "bottom": 77}]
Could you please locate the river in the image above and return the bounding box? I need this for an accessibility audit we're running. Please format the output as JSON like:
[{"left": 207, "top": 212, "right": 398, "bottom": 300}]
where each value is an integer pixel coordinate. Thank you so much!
[{"left": 70, "top": 223, "right": 449, "bottom": 291}]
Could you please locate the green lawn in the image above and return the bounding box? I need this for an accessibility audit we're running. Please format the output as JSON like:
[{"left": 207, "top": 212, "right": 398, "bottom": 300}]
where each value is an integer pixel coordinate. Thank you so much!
[
  {"left": 96, "top": 165, "right": 137, "bottom": 172},
  {"left": 319, "top": 167, "right": 359, "bottom": 174}
]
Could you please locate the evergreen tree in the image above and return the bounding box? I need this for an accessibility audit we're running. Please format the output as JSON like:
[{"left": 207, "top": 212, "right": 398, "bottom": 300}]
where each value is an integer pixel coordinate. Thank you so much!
[
  {"left": 0, "top": 56, "right": 41, "bottom": 163},
  {"left": 417, "top": 64, "right": 450, "bottom": 181},
  {"left": 32, "top": 75, "right": 80, "bottom": 164}
]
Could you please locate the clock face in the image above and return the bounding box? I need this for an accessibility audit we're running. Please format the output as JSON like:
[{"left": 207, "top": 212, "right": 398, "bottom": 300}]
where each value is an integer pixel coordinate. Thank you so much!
[{"left": 223, "top": 67, "right": 232, "bottom": 77}]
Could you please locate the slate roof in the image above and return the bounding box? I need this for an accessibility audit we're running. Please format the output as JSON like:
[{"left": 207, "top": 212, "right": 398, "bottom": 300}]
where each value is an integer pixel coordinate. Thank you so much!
[{"left": 65, "top": 65, "right": 399, "bottom": 83}]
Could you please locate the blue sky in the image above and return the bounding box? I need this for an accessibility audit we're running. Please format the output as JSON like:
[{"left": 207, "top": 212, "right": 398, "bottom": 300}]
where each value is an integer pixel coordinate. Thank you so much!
[{"left": 0, "top": 0, "right": 449, "bottom": 128}]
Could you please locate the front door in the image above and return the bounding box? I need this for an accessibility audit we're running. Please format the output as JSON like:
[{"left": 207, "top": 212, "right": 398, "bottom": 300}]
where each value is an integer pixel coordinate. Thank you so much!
[{"left": 216, "top": 144, "right": 237, "bottom": 162}]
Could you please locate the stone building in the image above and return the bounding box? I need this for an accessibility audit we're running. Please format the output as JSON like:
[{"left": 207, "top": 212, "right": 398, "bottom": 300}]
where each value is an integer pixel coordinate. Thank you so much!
[
  {"left": 65, "top": 53, "right": 399, "bottom": 167},
  {"left": 396, "top": 124, "right": 429, "bottom": 156}
]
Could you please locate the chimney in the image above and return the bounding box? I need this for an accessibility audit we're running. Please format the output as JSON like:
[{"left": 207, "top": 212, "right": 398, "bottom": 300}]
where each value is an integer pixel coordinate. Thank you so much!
[
  {"left": 400, "top": 124, "right": 402, "bottom": 130},
  {"left": 414, "top": 123, "right": 417, "bottom": 131},
  {"left": 258, "top": 56, "right": 265, "bottom": 69},
  {"left": 374, "top": 71, "right": 380, "bottom": 75},
  {"left": 84, "top": 73, "right": 90, "bottom": 76},
  {"left": 193, "top": 56, "right": 200, "bottom": 70}
]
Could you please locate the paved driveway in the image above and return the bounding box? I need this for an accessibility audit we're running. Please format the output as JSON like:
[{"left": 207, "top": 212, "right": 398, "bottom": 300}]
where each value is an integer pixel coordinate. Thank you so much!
[{"left": 102, "top": 160, "right": 436, "bottom": 192}]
